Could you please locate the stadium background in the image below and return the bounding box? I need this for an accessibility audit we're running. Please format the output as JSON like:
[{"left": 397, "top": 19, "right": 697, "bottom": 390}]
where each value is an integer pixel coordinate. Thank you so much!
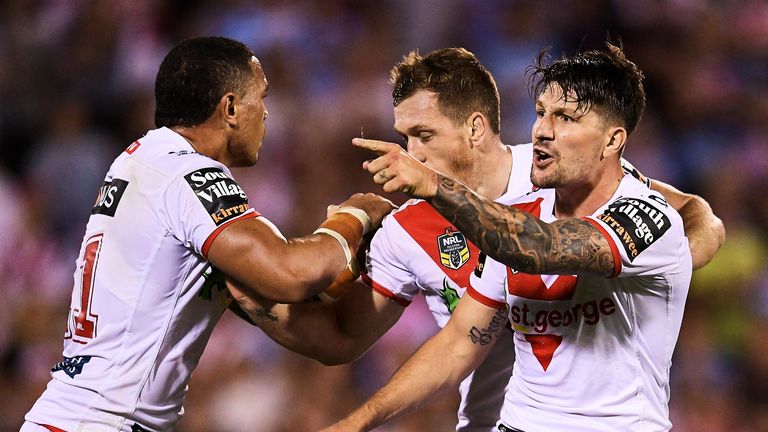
[{"left": 1, "top": 0, "right": 766, "bottom": 430}]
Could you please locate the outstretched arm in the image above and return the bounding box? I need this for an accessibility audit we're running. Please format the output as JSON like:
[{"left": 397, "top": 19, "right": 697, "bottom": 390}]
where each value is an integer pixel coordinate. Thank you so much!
[
  {"left": 430, "top": 175, "right": 615, "bottom": 276},
  {"left": 352, "top": 138, "right": 615, "bottom": 276},
  {"left": 320, "top": 296, "right": 506, "bottom": 431},
  {"left": 227, "top": 280, "right": 404, "bottom": 366},
  {"left": 208, "top": 193, "right": 395, "bottom": 303},
  {"left": 648, "top": 180, "right": 725, "bottom": 270}
]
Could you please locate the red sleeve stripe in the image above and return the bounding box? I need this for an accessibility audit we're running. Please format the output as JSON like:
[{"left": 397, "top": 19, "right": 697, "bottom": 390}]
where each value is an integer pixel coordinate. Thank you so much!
[
  {"left": 583, "top": 217, "right": 622, "bottom": 278},
  {"left": 201, "top": 210, "right": 260, "bottom": 259},
  {"left": 360, "top": 273, "right": 411, "bottom": 307},
  {"left": 467, "top": 284, "right": 507, "bottom": 310},
  {"left": 40, "top": 425, "right": 67, "bottom": 432}
]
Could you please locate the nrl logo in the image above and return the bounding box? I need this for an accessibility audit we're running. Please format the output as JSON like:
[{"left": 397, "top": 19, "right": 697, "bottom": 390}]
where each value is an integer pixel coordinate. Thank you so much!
[{"left": 437, "top": 228, "right": 470, "bottom": 270}]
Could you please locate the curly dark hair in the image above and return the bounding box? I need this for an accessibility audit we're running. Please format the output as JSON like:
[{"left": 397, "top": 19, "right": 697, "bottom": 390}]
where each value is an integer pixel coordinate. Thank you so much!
[{"left": 527, "top": 42, "right": 646, "bottom": 134}]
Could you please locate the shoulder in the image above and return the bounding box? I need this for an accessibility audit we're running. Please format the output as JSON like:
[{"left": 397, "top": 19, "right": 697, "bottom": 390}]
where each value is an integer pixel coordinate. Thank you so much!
[
  {"left": 372, "top": 199, "right": 453, "bottom": 252},
  {"left": 125, "top": 128, "right": 231, "bottom": 184},
  {"left": 501, "top": 142, "right": 535, "bottom": 200},
  {"left": 385, "top": 199, "right": 451, "bottom": 231},
  {"left": 608, "top": 176, "right": 682, "bottom": 222},
  {"left": 593, "top": 176, "right": 686, "bottom": 255},
  {"left": 509, "top": 142, "right": 533, "bottom": 158}
]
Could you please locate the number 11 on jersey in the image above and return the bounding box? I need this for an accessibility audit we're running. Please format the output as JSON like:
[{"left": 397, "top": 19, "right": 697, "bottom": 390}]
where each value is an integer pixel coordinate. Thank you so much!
[{"left": 65, "top": 234, "right": 103, "bottom": 344}]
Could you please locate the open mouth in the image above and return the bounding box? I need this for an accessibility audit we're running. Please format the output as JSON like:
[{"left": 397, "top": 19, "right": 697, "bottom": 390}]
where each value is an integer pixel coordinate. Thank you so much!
[{"left": 534, "top": 148, "right": 553, "bottom": 166}]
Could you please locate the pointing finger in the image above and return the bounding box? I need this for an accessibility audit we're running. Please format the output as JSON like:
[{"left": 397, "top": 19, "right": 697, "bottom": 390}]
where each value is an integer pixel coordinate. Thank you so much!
[{"left": 352, "top": 138, "right": 402, "bottom": 156}]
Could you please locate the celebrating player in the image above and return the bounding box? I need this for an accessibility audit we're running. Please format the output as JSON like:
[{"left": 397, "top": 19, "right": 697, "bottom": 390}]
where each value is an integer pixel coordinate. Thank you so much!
[
  {"left": 322, "top": 42, "right": 708, "bottom": 431},
  {"left": 232, "top": 47, "right": 723, "bottom": 431},
  {"left": 20, "top": 36, "right": 393, "bottom": 432}
]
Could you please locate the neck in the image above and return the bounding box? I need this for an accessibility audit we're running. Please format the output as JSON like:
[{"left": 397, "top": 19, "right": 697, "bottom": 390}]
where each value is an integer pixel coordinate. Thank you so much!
[
  {"left": 554, "top": 163, "right": 624, "bottom": 218},
  {"left": 471, "top": 137, "right": 512, "bottom": 200},
  {"left": 170, "top": 123, "right": 229, "bottom": 165}
]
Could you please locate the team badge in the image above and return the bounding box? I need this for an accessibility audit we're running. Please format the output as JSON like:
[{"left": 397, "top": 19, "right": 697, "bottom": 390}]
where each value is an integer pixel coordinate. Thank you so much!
[{"left": 437, "top": 228, "right": 470, "bottom": 270}]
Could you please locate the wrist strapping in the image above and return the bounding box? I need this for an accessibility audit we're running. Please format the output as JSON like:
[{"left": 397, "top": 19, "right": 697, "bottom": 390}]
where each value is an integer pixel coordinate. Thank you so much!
[
  {"left": 335, "top": 206, "right": 371, "bottom": 235},
  {"left": 313, "top": 211, "right": 367, "bottom": 266},
  {"left": 314, "top": 227, "right": 353, "bottom": 264}
]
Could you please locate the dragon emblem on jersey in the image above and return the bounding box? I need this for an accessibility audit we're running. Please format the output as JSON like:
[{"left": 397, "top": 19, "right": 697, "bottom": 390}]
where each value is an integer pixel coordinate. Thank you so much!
[
  {"left": 199, "top": 267, "right": 231, "bottom": 305},
  {"left": 439, "top": 278, "right": 461, "bottom": 314},
  {"left": 437, "top": 228, "right": 470, "bottom": 270}
]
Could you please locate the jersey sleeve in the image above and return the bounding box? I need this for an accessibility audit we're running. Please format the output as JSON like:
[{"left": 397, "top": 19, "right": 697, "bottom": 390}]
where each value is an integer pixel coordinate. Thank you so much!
[
  {"left": 467, "top": 253, "right": 508, "bottom": 310},
  {"left": 584, "top": 191, "right": 689, "bottom": 278},
  {"left": 164, "top": 164, "right": 258, "bottom": 258},
  {"left": 361, "top": 213, "right": 421, "bottom": 307}
]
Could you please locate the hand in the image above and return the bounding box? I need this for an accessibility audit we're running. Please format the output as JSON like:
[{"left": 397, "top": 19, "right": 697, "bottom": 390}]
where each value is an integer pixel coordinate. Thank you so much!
[
  {"left": 337, "top": 192, "right": 396, "bottom": 230},
  {"left": 352, "top": 138, "right": 439, "bottom": 198}
]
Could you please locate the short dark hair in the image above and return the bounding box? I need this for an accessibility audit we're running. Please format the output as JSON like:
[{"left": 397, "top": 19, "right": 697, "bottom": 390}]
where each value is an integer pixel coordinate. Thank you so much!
[
  {"left": 527, "top": 42, "right": 646, "bottom": 134},
  {"left": 390, "top": 48, "right": 501, "bottom": 135},
  {"left": 155, "top": 36, "right": 256, "bottom": 128}
]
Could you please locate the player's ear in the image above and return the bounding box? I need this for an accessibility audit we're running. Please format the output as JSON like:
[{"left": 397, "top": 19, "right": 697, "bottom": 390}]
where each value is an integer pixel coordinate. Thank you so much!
[
  {"left": 468, "top": 112, "right": 486, "bottom": 147},
  {"left": 603, "top": 126, "right": 627, "bottom": 158},
  {"left": 221, "top": 93, "right": 237, "bottom": 127}
]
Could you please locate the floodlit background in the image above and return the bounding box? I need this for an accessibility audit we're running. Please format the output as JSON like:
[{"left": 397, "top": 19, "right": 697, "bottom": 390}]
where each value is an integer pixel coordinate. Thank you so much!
[{"left": 1, "top": 0, "right": 766, "bottom": 430}]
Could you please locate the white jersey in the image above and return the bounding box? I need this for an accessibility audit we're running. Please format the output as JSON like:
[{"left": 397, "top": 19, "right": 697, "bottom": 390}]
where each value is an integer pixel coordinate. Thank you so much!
[
  {"left": 25, "top": 127, "right": 259, "bottom": 431},
  {"left": 468, "top": 175, "right": 692, "bottom": 432},
  {"left": 363, "top": 143, "right": 533, "bottom": 431}
]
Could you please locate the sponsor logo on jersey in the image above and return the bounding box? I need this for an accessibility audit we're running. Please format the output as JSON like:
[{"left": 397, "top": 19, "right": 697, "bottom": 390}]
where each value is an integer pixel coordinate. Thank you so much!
[
  {"left": 474, "top": 252, "right": 487, "bottom": 277},
  {"left": 596, "top": 197, "right": 670, "bottom": 261},
  {"left": 438, "top": 278, "right": 461, "bottom": 313},
  {"left": 184, "top": 168, "right": 250, "bottom": 226},
  {"left": 131, "top": 424, "right": 149, "bottom": 432},
  {"left": 92, "top": 178, "right": 129, "bottom": 217},
  {"left": 437, "top": 228, "right": 470, "bottom": 270},
  {"left": 51, "top": 355, "right": 91, "bottom": 378},
  {"left": 509, "top": 297, "right": 617, "bottom": 334}
]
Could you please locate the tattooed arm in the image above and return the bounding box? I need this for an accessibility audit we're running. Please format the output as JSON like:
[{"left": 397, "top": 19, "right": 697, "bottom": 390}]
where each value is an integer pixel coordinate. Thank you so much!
[
  {"left": 321, "top": 297, "right": 506, "bottom": 432},
  {"left": 351, "top": 138, "right": 615, "bottom": 277},
  {"left": 430, "top": 175, "right": 615, "bottom": 277}
]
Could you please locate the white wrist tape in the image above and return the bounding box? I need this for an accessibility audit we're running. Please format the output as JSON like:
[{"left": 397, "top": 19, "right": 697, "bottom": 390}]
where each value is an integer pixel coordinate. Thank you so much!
[
  {"left": 314, "top": 227, "right": 353, "bottom": 264},
  {"left": 335, "top": 207, "right": 372, "bottom": 234}
]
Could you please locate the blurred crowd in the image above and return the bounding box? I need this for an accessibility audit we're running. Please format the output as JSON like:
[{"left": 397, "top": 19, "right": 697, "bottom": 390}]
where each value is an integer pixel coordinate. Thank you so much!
[{"left": 0, "top": 0, "right": 766, "bottom": 430}]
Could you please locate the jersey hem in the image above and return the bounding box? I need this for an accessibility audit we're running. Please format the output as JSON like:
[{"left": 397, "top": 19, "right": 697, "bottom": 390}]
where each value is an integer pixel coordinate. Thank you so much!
[
  {"left": 201, "top": 210, "right": 259, "bottom": 258},
  {"left": 583, "top": 217, "right": 622, "bottom": 277},
  {"left": 360, "top": 274, "right": 410, "bottom": 307},
  {"left": 467, "top": 284, "right": 507, "bottom": 309}
]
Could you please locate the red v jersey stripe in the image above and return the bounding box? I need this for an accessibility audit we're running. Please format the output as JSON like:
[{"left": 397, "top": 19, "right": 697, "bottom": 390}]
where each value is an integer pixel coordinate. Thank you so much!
[
  {"left": 506, "top": 197, "right": 575, "bottom": 371},
  {"left": 394, "top": 201, "right": 479, "bottom": 288},
  {"left": 504, "top": 197, "right": 576, "bottom": 300},
  {"left": 525, "top": 334, "right": 562, "bottom": 371}
]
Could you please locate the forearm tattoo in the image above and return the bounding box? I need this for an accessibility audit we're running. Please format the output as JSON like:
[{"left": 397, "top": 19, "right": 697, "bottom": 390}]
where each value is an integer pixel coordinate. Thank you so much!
[
  {"left": 468, "top": 307, "right": 507, "bottom": 345},
  {"left": 430, "top": 175, "right": 614, "bottom": 276}
]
